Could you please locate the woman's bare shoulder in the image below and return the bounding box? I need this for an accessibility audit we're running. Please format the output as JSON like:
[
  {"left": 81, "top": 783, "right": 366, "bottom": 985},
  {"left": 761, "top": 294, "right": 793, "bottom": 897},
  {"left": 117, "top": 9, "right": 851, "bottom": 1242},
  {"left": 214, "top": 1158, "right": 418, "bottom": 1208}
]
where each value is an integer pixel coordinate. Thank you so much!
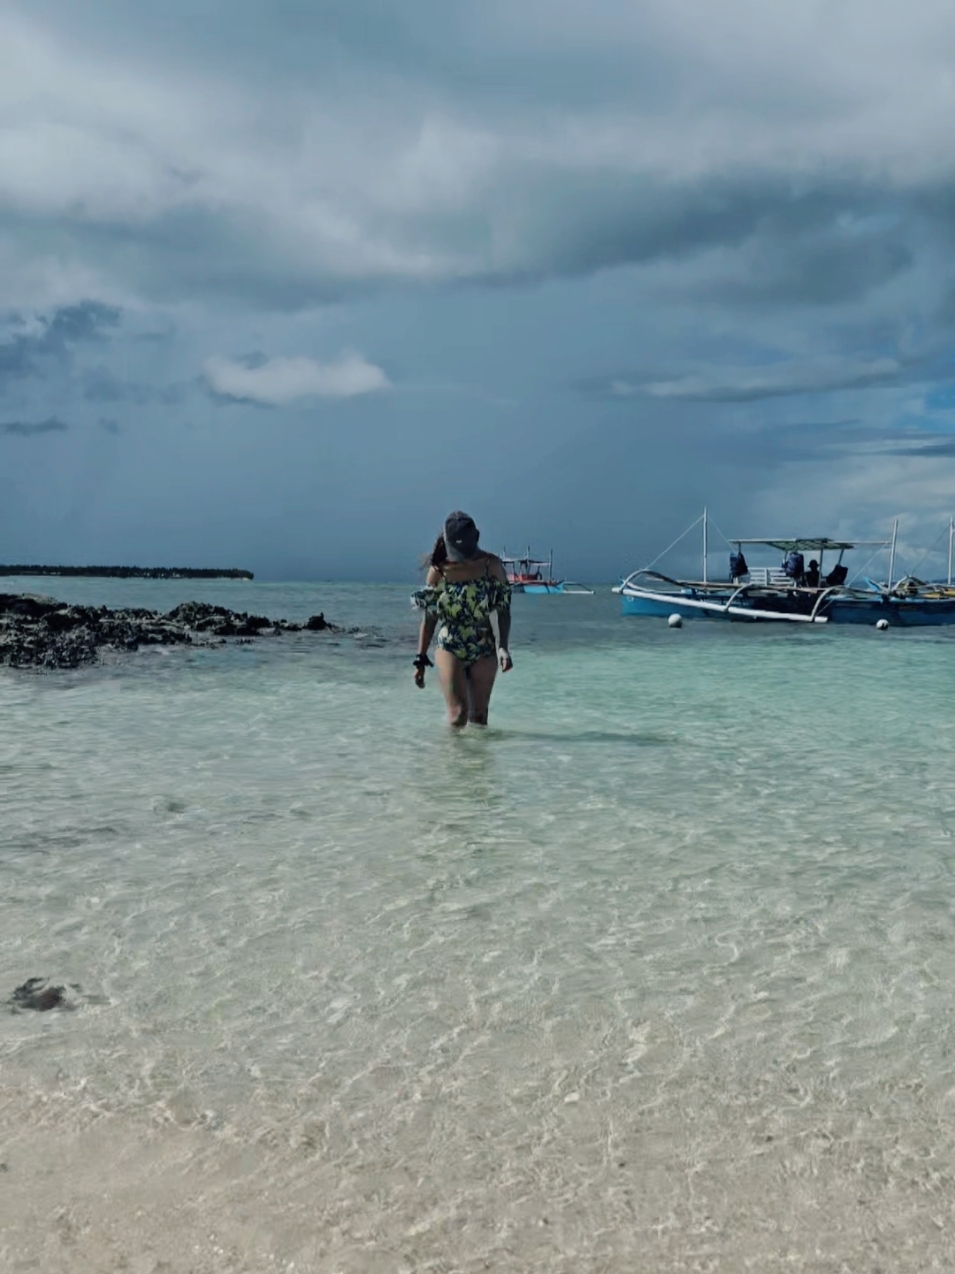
[
  {"left": 484, "top": 553, "right": 508, "bottom": 582},
  {"left": 426, "top": 565, "right": 443, "bottom": 585}
]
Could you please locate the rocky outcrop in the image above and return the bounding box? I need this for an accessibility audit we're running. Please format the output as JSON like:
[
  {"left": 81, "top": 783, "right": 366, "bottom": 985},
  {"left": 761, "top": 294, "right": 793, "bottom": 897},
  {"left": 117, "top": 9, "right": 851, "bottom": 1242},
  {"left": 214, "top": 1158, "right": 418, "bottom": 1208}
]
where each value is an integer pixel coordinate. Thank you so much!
[{"left": 0, "top": 594, "right": 336, "bottom": 669}]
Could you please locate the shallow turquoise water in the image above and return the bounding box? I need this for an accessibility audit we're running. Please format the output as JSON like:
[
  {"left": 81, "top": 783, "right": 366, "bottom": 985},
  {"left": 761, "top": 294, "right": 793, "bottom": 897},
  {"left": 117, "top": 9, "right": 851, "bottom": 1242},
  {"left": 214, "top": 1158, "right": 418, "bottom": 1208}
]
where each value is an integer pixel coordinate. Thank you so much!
[{"left": 2, "top": 578, "right": 955, "bottom": 1272}]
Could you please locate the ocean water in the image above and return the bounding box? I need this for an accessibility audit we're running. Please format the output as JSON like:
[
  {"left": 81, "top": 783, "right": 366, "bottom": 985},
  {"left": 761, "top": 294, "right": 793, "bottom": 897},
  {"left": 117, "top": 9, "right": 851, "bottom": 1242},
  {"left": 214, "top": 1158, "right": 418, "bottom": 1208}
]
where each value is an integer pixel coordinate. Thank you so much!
[{"left": 2, "top": 577, "right": 955, "bottom": 1273}]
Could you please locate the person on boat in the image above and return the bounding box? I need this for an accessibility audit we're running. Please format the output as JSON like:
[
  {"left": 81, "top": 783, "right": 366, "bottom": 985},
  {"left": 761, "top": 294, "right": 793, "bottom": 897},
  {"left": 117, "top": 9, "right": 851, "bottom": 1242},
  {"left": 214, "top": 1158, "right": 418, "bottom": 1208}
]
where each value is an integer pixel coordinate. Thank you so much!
[
  {"left": 805, "top": 559, "right": 820, "bottom": 588},
  {"left": 412, "top": 511, "right": 513, "bottom": 727},
  {"left": 783, "top": 549, "right": 805, "bottom": 582}
]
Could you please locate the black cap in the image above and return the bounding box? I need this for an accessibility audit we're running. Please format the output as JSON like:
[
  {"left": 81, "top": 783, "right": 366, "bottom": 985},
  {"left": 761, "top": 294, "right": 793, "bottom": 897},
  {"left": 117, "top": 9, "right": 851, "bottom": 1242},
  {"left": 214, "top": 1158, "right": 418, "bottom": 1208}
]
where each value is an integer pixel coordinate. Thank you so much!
[{"left": 444, "top": 511, "right": 480, "bottom": 561}]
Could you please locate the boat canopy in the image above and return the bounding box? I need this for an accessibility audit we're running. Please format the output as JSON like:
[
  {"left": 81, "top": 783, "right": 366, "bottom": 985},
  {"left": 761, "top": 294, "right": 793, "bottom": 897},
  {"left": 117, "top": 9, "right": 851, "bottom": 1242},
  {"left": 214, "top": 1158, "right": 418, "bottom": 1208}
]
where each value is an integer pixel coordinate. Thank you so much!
[{"left": 729, "top": 537, "right": 890, "bottom": 552}]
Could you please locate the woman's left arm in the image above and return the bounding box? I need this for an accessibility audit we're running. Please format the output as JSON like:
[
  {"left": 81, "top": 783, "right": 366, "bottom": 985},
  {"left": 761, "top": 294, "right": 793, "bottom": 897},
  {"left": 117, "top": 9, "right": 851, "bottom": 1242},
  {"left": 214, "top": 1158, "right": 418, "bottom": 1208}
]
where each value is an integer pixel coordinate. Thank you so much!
[{"left": 489, "top": 556, "right": 513, "bottom": 671}]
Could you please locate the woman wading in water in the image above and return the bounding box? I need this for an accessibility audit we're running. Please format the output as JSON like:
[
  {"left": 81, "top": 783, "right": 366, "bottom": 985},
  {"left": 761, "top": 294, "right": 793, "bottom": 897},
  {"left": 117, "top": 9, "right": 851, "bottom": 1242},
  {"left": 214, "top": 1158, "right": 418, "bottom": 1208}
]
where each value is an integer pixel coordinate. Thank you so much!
[{"left": 413, "top": 511, "right": 513, "bottom": 726}]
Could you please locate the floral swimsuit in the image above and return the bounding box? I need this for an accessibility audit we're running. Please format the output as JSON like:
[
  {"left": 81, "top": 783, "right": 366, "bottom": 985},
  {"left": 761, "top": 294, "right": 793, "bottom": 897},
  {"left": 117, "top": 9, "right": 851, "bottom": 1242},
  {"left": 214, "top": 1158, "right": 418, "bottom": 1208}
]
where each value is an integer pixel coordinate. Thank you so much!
[{"left": 413, "top": 565, "right": 511, "bottom": 667}]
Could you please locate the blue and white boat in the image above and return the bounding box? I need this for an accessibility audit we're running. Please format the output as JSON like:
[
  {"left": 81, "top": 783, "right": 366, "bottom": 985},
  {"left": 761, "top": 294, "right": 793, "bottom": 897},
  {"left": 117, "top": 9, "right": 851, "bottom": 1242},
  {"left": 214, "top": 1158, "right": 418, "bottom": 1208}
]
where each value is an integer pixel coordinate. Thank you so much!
[
  {"left": 502, "top": 549, "right": 594, "bottom": 595},
  {"left": 614, "top": 513, "right": 955, "bottom": 627}
]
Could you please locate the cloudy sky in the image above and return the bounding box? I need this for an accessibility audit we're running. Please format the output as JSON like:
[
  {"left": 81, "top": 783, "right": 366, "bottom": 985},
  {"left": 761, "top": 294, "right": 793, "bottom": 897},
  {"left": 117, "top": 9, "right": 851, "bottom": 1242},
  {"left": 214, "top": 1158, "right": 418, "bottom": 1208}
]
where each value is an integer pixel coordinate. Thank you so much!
[{"left": 2, "top": 0, "right": 955, "bottom": 580}]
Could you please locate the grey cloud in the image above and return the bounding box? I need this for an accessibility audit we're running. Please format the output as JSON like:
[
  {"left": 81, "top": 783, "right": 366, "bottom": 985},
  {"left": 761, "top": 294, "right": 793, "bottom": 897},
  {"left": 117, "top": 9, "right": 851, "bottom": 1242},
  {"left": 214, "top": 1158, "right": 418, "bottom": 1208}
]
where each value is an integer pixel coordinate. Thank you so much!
[
  {"left": 44, "top": 301, "right": 120, "bottom": 345},
  {"left": 886, "top": 439, "right": 955, "bottom": 457},
  {"left": 17, "top": 207, "right": 355, "bottom": 310},
  {"left": 701, "top": 229, "right": 913, "bottom": 308},
  {"left": 694, "top": 418, "right": 955, "bottom": 472},
  {"left": 0, "top": 178, "right": 922, "bottom": 326},
  {"left": 1, "top": 417, "right": 69, "bottom": 436},
  {"left": 99, "top": 417, "right": 121, "bottom": 434},
  {"left": 596, "top": 355, "right": 917, "bottom": 404},
  {"left": 509, "top": 174, "right": 933, "bottom": 317},
  {"left": 20, "top": 0, "right": 674, "bottom": 109},
  {"left": 500, "top": 177, "right": 860, "bottom": 284},
  {"left": 85, "top": 171, "right": 917, "bottom": 309},
  {"left": 4, "top": 8, "right": 955, "bottom": 310},
  {"left": 722, "top": 419, "right": 879, "bottom": 467},
  {"left": 4, "top": 1, "right": 955, "bottom": 580},
  {"left": 50, "top": 176, "right": 927, "bottom": 314},
  {"left": 0, "top": 301, "right": 120, "bottom": 380},
  {"left": 647, "top": 358, "right": 907, "bottom": 403}
]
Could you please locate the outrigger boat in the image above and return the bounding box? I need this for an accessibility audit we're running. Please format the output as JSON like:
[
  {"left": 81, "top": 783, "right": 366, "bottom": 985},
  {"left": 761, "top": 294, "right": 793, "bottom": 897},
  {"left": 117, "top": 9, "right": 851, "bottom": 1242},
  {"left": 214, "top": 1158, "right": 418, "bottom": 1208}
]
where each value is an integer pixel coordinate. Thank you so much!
[
  {"left": 501, "top": 548, "right": 594, "bottom": 595},
  {"left": 614, "top": 511, "right": 955, "bottom": 626}
]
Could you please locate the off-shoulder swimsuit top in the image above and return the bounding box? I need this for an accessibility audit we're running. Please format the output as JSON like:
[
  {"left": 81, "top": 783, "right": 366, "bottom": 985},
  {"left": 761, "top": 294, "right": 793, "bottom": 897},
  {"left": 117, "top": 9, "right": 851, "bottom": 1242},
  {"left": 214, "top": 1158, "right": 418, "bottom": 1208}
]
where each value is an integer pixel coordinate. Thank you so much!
[{"left": 413, "top": 562, "right": 511, "bottom": 666}]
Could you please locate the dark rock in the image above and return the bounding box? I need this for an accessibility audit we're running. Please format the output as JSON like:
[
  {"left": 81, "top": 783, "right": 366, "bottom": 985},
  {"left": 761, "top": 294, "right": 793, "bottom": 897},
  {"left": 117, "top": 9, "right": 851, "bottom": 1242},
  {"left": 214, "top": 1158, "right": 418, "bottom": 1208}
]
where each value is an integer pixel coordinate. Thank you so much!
[
  {"left": 44, "top": 607, "right": 88, "bottom": 633},
  {"left": 0, "top": 594, "right": 342, "bottom": 668},
  {"left": 0, "top": 593, "right": 62, "bottom": 619},
  {"left": 165, "top": 601, "right": 231, "bottom": 628},
  {"left": 11, "top": 978, "right": 66, "bottom": 1011}
]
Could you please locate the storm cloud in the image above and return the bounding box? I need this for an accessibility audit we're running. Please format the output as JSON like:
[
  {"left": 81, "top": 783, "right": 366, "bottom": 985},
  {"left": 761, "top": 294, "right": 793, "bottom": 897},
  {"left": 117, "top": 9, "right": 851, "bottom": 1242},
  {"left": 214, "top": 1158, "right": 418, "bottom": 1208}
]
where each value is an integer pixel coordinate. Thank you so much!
[
  {"left": 2, "top": 1, "right": 955, "bottom": 576},
  {"left": 0, "top": 302, "right": 120, "bottom": 380},
  {"left": 1, "top": 417, "right": 69, "bottom": 436},
  {"left": 4, "top": 4, "right": 955, "bottom": 306},
  {"left": 623, "top": 357, "right": 908, "bottom": 403}
]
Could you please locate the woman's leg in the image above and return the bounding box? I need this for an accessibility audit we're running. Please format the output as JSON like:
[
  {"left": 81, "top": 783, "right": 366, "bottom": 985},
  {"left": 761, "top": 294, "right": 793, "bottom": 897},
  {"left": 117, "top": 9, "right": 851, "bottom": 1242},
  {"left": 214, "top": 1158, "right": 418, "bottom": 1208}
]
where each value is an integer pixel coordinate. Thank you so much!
[
  {"left": 465, "top": 654, "right": 498, "bottom": 725},
  {"left": 434, "top": 649, "right": 469, "bottom": 727}
]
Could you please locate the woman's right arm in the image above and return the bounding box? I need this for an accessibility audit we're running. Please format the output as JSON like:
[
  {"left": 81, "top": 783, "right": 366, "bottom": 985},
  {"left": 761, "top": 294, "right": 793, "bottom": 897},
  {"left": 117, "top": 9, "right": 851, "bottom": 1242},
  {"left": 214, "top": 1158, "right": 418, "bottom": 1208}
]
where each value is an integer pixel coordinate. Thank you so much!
[{"left": 414, "top": 566, "right": 440, "bottom": 688}]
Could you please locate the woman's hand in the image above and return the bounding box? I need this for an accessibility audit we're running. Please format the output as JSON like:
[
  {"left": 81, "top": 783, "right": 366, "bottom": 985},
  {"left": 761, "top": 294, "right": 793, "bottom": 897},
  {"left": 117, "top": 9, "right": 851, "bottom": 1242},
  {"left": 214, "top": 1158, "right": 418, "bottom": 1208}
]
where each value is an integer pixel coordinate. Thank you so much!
[
  {"left": 498, "top": 648, "right": 513, "bottom": 673},
  {"left": 413, "top": 653, "right": 432, "bottom": 689}
]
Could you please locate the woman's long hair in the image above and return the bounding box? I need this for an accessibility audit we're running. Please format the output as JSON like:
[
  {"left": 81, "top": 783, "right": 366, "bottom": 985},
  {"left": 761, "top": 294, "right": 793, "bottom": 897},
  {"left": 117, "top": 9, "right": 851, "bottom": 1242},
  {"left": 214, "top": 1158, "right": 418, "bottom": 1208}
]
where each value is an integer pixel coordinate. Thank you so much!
[{"left": 421, "top": 532, "right": 448, "bottom": 572}]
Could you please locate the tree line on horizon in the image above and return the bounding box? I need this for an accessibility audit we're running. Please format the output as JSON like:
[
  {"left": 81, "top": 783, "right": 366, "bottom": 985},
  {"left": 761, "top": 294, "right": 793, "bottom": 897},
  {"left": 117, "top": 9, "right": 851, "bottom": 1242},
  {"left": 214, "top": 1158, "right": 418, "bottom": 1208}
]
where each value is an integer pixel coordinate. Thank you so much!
[{"left": 0, "top": 565, "right": 254, "bottom": 580}]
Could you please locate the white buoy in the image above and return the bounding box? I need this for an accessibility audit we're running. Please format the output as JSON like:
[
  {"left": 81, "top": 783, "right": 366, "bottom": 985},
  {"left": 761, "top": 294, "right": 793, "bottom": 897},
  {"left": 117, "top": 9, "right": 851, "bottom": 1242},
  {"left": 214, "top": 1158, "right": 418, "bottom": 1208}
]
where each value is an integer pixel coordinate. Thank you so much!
[
  {"left": 668, "top": 613, "right": 683, "bottom": 628},
  {"left": 875, "top": 618, "right": 889, "bottom": 631}
]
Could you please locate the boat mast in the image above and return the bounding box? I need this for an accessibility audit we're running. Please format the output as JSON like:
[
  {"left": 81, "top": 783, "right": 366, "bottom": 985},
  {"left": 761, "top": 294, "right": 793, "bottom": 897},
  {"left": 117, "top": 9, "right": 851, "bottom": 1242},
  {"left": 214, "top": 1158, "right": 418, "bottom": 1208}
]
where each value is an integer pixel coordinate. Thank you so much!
[
  {"left": 887, "top": 517, "right": 898, "bottom": 591},
  {"left": 949, "top": 518, "right": 954, "bottom": 587},
  {"left": 702, "top": 507, "right": 708, "bottom": 584}
]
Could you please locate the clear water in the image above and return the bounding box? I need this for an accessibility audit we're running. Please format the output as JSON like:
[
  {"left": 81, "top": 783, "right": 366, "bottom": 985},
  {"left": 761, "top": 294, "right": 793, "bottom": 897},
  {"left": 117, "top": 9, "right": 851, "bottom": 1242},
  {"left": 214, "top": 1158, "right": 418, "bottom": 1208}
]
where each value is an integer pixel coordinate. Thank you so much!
[{"left": 2, "top": 577, "right": 955, "bottom": 1272}]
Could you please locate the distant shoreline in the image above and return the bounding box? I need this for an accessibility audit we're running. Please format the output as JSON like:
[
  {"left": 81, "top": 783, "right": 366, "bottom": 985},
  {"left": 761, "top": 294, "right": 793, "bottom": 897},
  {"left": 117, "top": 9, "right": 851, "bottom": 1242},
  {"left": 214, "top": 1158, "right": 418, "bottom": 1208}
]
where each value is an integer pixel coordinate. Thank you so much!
[{"left": 0, "top": 566, "right": 254, "bottom": 580}]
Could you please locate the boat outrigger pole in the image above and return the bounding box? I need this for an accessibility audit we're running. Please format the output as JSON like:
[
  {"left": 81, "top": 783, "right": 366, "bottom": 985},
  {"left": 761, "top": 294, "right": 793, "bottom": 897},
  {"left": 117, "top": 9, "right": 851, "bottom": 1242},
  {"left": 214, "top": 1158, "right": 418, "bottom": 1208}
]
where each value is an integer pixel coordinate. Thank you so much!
[{"left": 948, "top": 517, "right": 954, "bottom": 588}]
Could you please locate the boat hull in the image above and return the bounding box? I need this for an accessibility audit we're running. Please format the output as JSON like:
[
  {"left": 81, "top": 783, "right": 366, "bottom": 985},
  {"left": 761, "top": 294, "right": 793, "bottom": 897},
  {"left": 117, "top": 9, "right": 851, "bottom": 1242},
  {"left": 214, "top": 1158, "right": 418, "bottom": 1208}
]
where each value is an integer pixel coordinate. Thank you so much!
[
  {"left": 618, "top": 586, "right": 826, "bottom": 622},
  {"left": 510, "top": 581, "right": 595, "bottom": 595},
  {"left": 620, "top": 588, "right": 955, "bottom": 625},
  {"left": 825, "top": 597, "right": 955, "bottom": 626},
  {"left": 621, "top": 592, "right": 713, "bottom": 618},
  {"left": 512, "top": 582, "right": 565, "bottom": 594}
]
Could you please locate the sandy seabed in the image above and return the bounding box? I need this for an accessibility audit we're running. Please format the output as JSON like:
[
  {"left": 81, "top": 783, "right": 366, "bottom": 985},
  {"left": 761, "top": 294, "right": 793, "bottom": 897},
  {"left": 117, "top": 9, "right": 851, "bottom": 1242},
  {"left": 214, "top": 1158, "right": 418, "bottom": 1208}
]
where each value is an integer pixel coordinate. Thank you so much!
[{"left": 3, "top": 1061, "right": 955, "bottom": 1274}]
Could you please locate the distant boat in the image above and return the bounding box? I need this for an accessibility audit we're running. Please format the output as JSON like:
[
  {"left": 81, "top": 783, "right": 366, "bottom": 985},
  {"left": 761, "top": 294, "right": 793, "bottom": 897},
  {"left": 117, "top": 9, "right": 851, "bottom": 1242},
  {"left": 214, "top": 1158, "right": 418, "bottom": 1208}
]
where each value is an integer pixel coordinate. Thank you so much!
[
  {"left": 614, "top": 511, "right": 955, "bottom": 626},
  {"left": 501, "top": 548, "right": 594, "bottom": 595}
]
